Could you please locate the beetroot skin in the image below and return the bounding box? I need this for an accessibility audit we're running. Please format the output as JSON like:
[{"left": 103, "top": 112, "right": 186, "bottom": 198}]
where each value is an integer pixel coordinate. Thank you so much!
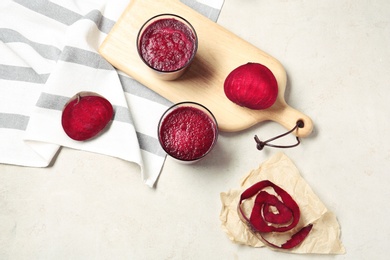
[
  {"left": 61, "top": 92, "right": 114, "bottom": 141},
  {"left": 238, "top": 180, "right": 313, "bottom": 250},
  {"left": 224, "top": 63, "right": 278, "bottom": 110}
]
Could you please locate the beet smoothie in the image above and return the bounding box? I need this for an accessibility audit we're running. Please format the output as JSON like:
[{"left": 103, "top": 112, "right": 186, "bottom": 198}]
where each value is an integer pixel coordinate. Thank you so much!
[
  {"left": 138, "top": 15, "right": 197, "bottom": 73},
  {"left": 158, "top": 103, "right": 218, "bottom": 162}
]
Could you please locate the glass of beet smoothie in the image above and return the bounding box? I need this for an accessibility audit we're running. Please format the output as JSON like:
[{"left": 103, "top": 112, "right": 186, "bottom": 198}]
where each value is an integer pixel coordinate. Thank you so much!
[
  {"left": 158, "top": 101, "right": 218, "bottom": 163},
  {"left": 137, "top": 14, "right": 198, "bottom": 80}
]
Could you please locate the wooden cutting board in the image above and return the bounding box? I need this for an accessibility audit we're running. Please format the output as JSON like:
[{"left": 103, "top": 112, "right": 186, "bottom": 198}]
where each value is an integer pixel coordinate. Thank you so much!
[{"left": 99, "top": 0, "right": 313, "bottom": 137}]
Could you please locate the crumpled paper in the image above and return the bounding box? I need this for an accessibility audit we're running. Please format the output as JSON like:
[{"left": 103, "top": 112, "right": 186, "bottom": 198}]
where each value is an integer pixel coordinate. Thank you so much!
[{"left": 219, "top": 152, "right": 345, "bottom": 254}]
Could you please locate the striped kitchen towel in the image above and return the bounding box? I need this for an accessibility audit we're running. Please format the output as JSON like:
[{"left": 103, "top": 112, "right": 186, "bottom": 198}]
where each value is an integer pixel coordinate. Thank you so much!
[{"left": 0, "top": 0, "right": 224, "bottom": 187}]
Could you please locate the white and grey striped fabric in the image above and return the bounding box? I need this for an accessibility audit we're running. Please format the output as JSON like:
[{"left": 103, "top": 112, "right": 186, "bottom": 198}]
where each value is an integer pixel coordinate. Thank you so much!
[{"left": 0, "top": 0, "right": 224, "bottom": 187}]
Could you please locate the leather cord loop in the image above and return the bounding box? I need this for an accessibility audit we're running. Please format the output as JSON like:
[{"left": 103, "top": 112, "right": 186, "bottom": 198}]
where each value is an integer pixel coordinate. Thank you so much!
[{"left": 254, "top": 120, "right": 304, "bottom": 150}]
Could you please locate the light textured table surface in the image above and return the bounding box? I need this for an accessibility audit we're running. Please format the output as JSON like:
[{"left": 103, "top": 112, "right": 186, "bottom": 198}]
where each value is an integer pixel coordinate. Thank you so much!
[{"left": 1, "top": 0, "right": 389, "bottom": 259}]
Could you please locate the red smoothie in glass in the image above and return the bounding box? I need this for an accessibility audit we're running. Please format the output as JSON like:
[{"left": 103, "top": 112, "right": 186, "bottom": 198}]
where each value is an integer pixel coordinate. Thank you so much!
[
  {"left": 159, "top": 105, "right": 217, "bottom": 161},
  {"left": 139, "top": 17, "right": 197, "bottom": 72}
]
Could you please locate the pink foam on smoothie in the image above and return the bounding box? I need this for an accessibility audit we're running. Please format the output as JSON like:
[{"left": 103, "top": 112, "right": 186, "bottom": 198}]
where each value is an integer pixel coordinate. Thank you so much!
[
  {"left": 139, "top": 18, "right": 196, "bottom": 72},
  {"left": 159, "top": 106, "right": 217, "bottom": 161}
]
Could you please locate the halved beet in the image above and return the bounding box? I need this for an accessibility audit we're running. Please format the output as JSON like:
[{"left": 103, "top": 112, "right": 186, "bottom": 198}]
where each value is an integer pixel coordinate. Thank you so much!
[
  {"left": 224, "top": 63, "right": 278, "bottom": 110},
  {"left": 61, "top": 92, "right": 114, "bottom": 141}
]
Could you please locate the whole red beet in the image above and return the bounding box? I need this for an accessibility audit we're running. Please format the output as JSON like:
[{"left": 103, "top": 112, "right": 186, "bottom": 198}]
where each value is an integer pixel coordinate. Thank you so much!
[
  {"left": 224, "top": 63, "right": 278, "bottom": 110},
  {"left": 61, "top": 92, "right": 114, "bottom": 141}
]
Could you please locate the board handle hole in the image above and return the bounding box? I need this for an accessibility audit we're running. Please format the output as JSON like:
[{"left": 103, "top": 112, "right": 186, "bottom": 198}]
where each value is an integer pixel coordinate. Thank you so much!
[{"left": 297, "top": 120, "right": 305, "bottom": 128}]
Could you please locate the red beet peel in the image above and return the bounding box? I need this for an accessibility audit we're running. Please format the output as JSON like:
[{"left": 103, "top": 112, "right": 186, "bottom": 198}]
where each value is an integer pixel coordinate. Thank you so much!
[
  {"left": 237, "top": 180, "right": 313, "bottom": 250},
  {"left": 224, "top": 63, "right": 278, "bottom": 110},
  {"left": 61, "top": 92, "right": 114, "bottom": 141}
]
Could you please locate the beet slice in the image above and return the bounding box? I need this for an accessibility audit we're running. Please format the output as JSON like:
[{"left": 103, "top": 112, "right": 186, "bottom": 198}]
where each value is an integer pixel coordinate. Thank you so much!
[
  {"left": 61, "top": 92, "right": 113, "bottom": 141},
  {"left": 238, "top": 180, "right": 313, "bottom": 250}
]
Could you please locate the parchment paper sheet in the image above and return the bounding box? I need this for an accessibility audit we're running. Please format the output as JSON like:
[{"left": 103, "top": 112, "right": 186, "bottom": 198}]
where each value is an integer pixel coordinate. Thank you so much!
[{"left": 220, "top": 152, "right": 345, "bottom": 254}]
